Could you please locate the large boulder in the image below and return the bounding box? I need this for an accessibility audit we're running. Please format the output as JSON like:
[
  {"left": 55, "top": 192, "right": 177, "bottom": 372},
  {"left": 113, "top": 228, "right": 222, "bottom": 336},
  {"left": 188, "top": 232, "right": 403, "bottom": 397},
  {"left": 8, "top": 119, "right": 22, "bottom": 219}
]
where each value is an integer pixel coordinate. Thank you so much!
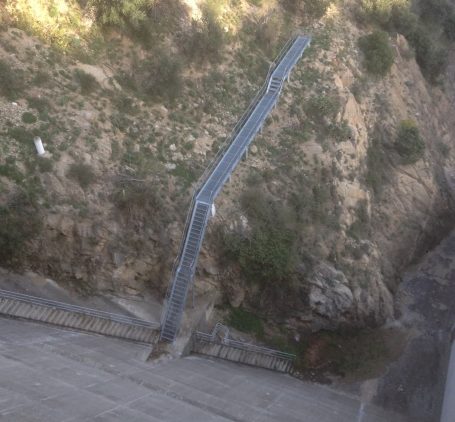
[{"left": 309, "top": 262, "right": 354, "bottom": 321}]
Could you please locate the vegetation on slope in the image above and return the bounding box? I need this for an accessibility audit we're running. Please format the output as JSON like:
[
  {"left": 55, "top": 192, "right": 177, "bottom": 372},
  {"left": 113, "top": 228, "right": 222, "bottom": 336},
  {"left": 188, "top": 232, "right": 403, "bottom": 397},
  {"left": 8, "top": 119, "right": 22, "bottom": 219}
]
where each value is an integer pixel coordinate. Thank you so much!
[
  {"left": 394, "top": 119, "right": 425, "bottom": 164},
  {"left": 222, "top": 189, "right": 298, "bottom": 285},
  {"left": 355, "top": 0, "right": 455, "bottom": 82},
  {"left": 0, "top": 0, "right": 454, "bottom": 380},
  {"left": 358, "top": 30, "right": 394, "bottom": 76}
]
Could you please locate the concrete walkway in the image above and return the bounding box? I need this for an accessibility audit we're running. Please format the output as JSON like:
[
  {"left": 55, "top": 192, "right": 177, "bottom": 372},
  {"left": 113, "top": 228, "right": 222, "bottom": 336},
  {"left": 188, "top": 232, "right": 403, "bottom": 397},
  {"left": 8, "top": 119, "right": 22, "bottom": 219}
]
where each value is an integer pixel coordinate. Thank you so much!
[{"left": 0, "top": 317, "right": 407, "bottom": 421}]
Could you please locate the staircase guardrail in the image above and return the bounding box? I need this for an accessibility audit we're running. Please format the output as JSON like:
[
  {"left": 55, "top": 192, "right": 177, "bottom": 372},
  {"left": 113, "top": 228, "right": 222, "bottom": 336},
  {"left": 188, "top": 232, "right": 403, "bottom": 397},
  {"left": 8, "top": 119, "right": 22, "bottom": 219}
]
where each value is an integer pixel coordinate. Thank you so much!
[
  {"left": 162, "top": 36, "right": 301, "bottom": 311},
  {"left": 161, "top": 52, "right": 279, "bottom": 314},
  {"left": 0, "top": 289, "right": 159, "bottom": 328},
  {"left": 194, "top": 326, "right": 295, "bottom": 361},
  {"left": 160, "top": 35, "right": 311, "bottom": 342}
]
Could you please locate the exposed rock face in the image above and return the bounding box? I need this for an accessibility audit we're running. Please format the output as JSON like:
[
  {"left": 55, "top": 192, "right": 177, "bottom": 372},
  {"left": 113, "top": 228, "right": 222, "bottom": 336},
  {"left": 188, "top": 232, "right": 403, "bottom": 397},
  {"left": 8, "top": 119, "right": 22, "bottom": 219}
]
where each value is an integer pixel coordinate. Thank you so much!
[
  {"left": 309, "top": 262, "right": 354, "bottom": 321},
  {"left": 1, "top": 6, "right": 455, "bottom": 335},
  {"left": 374, "top": 229, "right": 455, "bottom": 421},
  {"left": 305, "top": 260, "right": 394, "bottom": 330},
  {"left": 212, "top": 24, "right": 455, "bottom": 332}
]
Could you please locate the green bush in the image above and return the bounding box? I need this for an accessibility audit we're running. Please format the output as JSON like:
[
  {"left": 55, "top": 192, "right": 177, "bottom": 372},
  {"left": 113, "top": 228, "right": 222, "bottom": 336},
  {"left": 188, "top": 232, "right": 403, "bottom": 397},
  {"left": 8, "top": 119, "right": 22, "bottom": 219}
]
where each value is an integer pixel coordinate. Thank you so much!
[
  {"left": 254, "top": 16, "right": 281, "bottom": 54},
  {"left": 74, "top": 69, "right": 99, "bottom": 95},
  {"left": 88, "top": 0, "right": 149, "bottom": 30},
  {"left": 356, "top": 0, "right": 450, "bottom": 83},
  {"left": 358, "top": 31, "right": 394, "bottom": 76},
  {"left": 67, "top": 162, "right": 96, "bottom": 188},
  {"left": 389, "top": 3, "right": 419, "bottom": 35},
  {"left": 418, "top": 0, "right": 453, "bottom": 24},
  {"left": 303, "top": 0, "right": 332, "bottom": 19},
  {"left": 21, "top": 112, "right": 37, "bottom": 124},
  {"left": 0, "top": 194, "right": 42, "bottom": 265},
  {"left": 27, "top": 96, "right": 52, "bottom": 114},
  {"left": 394, "top": 120, "right": 425, "bottom": 164},
  {"left": 366, "top": 138, "right": 389, "bottom": 196},
  {"left": 37, "top": 158, "right": 53, "bottom": 173},
  {"left": 329, "top": 121, "right": 352, "bottom": 142},
  {"left": 357, "top": 0, "right": 407, "bottom": 26},
  {"left": 88, "top": 0, "right": 187, "bottom": 44},
  {"left": 407, "top": 28, "right": 446, "bottom": 83},
  {"left": 281, "top": 0, "right": 332, "bottom": 19},
  {"left": 179, "top": 8, "right": 225, "bottom": 63},
  {"left": 112, "top": 181, "right": 162, "bottom": 220},
  {"left": 7, "top": 126, "right": 35, "bottom": 144},
  {"left": 239, "top": 228, "right": 296, "bottom": 282},
  {"left": 0, "top": 160, "right": 23, "bottom": 183},
  {"left": 347, "top": 201, "right": 370, "bottom": 240},
  {"left": 227, "top": 307, "right": 264, "bottom": 337},
  {"left": 280, "top": 0, "right": 301, "bottom": 14},
  {"left": 305, "top": 94, "right": 340, "bottom": 124},
  {"left": 223, "top": 189, "right": 297, "bottom": 284},
  {"left": 147, "top": 0, "right": 189, "bottom": 37},
  {"left": 33, "top": 70, "right": 51, "bottom": 87},
  {"left": 171, "top": 163, "right": 197, "bottom": 187},
  {"left": 139, "top": 51, "right": 183, "bottom": 101},
  {"left": 0, "top": 60, "right": 23, "bottom": 100}
]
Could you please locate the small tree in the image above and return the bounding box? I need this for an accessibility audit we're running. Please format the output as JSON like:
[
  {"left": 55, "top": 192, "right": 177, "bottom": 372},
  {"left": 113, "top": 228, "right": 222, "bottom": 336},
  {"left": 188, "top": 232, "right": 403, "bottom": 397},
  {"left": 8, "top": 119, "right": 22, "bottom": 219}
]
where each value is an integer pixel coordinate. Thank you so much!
[
  {"left": 394, "top": 120, "right": 425, "bottom": 164},
  {"left": 358, "top": 31, "right": 394, "bottom": 76}
]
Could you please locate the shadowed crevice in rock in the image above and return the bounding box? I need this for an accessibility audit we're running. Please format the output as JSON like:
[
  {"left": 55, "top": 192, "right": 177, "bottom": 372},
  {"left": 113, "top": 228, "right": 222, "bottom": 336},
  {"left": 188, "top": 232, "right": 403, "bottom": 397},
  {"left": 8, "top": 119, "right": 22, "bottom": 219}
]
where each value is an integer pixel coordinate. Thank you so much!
[{"left": 373, "top": 229, "right": 455, "bottom": 422}]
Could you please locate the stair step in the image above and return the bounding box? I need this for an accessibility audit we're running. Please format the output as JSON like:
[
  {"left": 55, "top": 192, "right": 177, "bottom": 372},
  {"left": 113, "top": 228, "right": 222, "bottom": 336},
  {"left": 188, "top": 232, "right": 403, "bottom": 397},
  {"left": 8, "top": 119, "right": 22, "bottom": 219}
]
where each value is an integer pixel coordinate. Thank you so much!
[
  {"left": 160, "top": 36, "right": 310, "bottom": 343},
  {"left": 0, "top": 294, "right": 158, "bottom": 343},
  {"left": 187, "top": 238, "right": 199, "bottom": 247}
]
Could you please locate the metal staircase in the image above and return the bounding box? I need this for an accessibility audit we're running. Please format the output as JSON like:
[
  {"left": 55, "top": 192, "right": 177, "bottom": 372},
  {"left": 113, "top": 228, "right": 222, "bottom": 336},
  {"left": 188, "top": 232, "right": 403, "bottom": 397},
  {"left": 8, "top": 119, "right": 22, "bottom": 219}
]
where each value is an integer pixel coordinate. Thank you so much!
[
  {"left": 160, "top": 201, "right": 210, "bottom": 342},
  {"left": 267, "top": 76, "right": 283, "bottom": 94},
  {"left": 160, "top": 34, "right": 312, "bottom": 343}
]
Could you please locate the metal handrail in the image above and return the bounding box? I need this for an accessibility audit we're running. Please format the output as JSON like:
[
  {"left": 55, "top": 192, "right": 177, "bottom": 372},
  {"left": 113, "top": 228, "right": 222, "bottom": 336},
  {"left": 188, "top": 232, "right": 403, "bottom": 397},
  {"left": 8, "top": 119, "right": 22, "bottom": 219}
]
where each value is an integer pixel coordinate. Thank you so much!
[
  {"left": 160, "top": 34, "right": 311, "bottom": 342},
  {"left": 0, "top": 289, "right": 159, "bottom": 329},
  {"left": 197, "top": 36, "right": 304, "bottom": 203},
  {"left": 161, "top": 42, "right": 288, "bottom": 320},
  {"left": 193, "top": 329, "right": 295, "bottom": 360},
  {"left": 208, "top": 322, "right": 230, "bottom": 341}
]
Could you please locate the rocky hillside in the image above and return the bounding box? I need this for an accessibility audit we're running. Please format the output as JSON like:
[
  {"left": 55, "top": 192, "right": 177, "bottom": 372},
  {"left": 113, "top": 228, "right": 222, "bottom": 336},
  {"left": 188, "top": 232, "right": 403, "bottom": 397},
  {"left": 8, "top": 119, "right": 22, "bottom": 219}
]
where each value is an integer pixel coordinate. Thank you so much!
[{"left": 0, "top": 0, "right": 454, "bottom": 348}]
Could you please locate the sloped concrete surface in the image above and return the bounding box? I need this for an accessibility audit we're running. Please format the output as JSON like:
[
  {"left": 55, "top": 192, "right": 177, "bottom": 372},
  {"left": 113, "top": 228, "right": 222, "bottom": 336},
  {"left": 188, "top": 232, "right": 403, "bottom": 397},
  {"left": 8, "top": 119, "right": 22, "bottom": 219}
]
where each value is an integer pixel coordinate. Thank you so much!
[{"left": 0, "top": 317, "right": 407, "bottom": 421}]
